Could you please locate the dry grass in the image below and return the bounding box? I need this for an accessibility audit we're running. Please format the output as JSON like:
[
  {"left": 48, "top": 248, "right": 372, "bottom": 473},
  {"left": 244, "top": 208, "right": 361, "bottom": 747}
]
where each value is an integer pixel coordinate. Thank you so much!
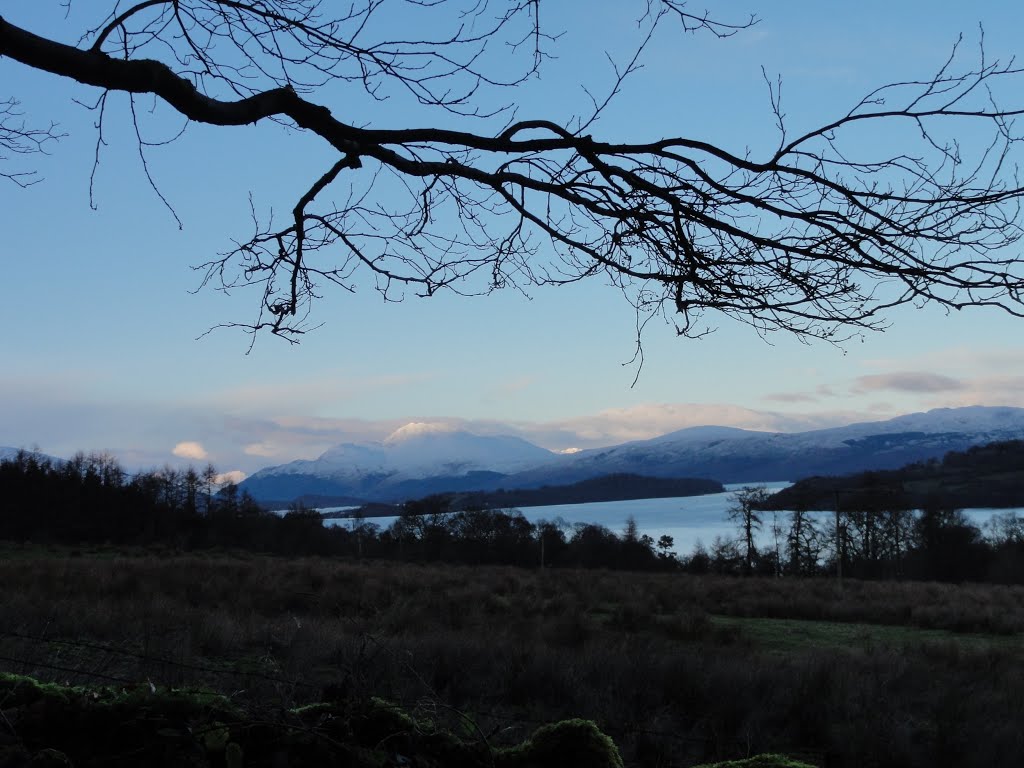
[{"left": 3, "top": 546, "right": 1024, "bottom": 767}]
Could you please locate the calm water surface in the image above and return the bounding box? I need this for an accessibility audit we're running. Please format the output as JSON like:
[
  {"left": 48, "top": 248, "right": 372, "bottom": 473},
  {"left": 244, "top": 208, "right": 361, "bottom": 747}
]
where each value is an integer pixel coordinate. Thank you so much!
[
  {"left": 318, "top": 481, "right": 1018, "bottom": 556},
  {"left": 321, "top": 482, "right": 792, "bottom": 554}
]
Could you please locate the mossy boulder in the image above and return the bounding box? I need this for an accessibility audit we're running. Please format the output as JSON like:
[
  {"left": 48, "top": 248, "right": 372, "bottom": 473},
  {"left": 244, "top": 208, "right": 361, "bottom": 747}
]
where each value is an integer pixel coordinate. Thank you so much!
[
  {"left": 498, "top": 718, "right": 624, "bottom": 768},
  {"left": 0, "top": 675, "right": 627, "bottom": 768},
  {"left": 347, "top": 697, "right": 489, "bottom": 768},
  {"left": 0, "top": 673, "right": 234, "bottom": 767},
  {"left": 350, "top": 696, "right": 419, "bottom": 748}
]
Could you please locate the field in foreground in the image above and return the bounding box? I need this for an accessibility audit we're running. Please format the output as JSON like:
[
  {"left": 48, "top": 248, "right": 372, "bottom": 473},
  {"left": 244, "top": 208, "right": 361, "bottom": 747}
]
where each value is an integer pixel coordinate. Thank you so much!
[{"left": 2, "top": 547, "right": 1024, "bottom": 767}]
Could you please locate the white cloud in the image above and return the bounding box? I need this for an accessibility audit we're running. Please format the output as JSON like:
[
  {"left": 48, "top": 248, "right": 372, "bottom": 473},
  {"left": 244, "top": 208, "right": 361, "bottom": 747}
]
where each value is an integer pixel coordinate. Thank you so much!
[
  {"left": 172, "top": 441, "right": 208, "bottom": 460},
  {"left": 215, "top": 470, "right": 247, "bottom": 485},
  {"left": 243, "top": 441, "right": 282, "bottom": 458}
]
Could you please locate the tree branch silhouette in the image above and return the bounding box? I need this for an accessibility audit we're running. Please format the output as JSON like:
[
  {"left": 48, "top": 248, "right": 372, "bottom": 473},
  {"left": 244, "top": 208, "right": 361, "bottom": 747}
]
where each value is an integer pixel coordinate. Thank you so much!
[{"left": 2, "top": 4, "right": 1024, "bottom": 344}]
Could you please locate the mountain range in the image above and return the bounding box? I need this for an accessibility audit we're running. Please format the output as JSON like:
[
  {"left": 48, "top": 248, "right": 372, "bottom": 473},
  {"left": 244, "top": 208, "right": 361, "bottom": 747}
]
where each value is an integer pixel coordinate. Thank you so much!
[{"left": 239, "top": 406, "right": 1024, "bottom": 503}]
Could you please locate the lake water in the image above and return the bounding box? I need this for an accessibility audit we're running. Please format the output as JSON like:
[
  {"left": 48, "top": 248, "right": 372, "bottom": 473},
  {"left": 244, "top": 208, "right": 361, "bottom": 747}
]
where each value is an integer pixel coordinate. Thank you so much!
[
  {"left": 320, "top": 482, "right": 789, "bottom": 555},
  {"left": 317, "top": 481, "right": 1019, "bottom": 556}
]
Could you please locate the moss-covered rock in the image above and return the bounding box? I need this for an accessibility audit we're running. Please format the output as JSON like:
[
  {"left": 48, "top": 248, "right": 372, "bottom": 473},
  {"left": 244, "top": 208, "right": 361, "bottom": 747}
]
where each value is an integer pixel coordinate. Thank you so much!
[
  {"left": 0, "top": 675, "right": 627, "bottom": 768},
  {"left": 351, "top": 697, "right": 419, "bottom": 748},
  {"left": 0, "top": 673, "right": 235, "bottom": 767},
  {"left": 347, "top": 697, "right": 489, "bottom": 768},
  {"left": 498, "top": 718, "right": 624, "bottom": 768}
]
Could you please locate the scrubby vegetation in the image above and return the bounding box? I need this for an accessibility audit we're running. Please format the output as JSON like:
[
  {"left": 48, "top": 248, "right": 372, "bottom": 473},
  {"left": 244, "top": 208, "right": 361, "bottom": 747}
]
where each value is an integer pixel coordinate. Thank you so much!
[{"left": 2, "top": 550, "right": 1024, "bottom": 766}]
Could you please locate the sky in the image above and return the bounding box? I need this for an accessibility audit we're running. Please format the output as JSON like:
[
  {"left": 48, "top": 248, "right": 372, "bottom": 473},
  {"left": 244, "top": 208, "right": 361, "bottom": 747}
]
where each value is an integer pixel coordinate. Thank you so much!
[{"left": 4, "top": 1, "right": 1024, "bottom": 479}]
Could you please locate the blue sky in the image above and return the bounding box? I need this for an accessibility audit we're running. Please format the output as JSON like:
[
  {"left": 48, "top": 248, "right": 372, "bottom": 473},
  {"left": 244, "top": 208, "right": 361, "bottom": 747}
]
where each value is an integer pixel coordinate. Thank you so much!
[{"left": 3, "top": 1, "right": 1024, "bottom": 477}]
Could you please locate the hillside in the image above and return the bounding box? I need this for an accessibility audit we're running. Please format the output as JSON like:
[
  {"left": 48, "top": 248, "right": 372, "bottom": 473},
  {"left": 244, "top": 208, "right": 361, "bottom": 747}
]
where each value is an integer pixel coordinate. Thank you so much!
[
  {"left": 453, "top": 473, "right": 723, "bottom": 510},
  {"left": 761, "top": 439, "right": 1024, "bottom": 511}
]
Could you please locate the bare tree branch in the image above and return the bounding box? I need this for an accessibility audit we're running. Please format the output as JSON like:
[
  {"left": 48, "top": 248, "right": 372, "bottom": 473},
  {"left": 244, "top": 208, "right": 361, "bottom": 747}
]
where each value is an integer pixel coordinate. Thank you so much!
[
  {"left": 2, "top": 4, "right": 1024, "bottom": 348},
  {"left": 0, "top": 97, "right": 64, "bottom": 186}
]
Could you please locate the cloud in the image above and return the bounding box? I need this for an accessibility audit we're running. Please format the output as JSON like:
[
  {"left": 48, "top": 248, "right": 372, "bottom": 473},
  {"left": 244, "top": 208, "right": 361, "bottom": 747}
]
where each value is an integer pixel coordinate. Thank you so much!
[
  {"left": 852, "top": 372, "right": 966, "bottom": 394},
  {"left": 172, "top": 441, "right": 208, "bottom": 460},
  {"left": 916, "top": 375, "right": 1024, "bottom": 411},
  {"left": 505, "top": 402, "right": 873, "bottom": 450},
  {"left": 215, "top": 470, "right": 247, "bottom": 485},
  {"left": 201, "top": 373, "right": 435, "bottom": 415},
  {"left": 215, "top": 404, "right": 872, "bottom": 467},
  {"left": 864, "top": 345, "right": 1024, "bottom": 374},
  {"left": 762, "top": 392, "right": 819, "bottom": 404},
  {"left": 243, "top": 441, "right": 281, "bottom": 458}
]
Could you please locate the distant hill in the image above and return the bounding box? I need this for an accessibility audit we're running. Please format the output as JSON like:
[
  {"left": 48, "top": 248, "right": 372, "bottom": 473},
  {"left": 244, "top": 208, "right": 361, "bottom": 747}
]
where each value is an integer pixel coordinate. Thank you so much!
[
  {"left": 514, "top": 406, "right": 1024, "bottom": 487},
  {"left": 453, "top": 473, "right": 723, "bottom": 510},
  {"left": 240, "top": 406, "right": 1024, "bottom": 503},
  {"left": 0, "top": 447, "right": 64, "bottom": 466},
  {"left": 761, "top": 440, "right": 1024, "bottom": 511},
  {"left": 321, "top": 473, "right": 724, "bottom": 519}
]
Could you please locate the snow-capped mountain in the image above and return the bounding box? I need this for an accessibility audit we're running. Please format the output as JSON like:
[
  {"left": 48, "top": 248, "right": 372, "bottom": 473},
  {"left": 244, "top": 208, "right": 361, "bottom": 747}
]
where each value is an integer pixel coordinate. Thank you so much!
[
  {"left": 240, "top": 407, "right": 1024, "bottom": 503},
  {"left": 240, "top": 424, "right": 556, "bottom": 501},
  {"left": 521, "top": 406, "right": 1024, "bottom": 486}
]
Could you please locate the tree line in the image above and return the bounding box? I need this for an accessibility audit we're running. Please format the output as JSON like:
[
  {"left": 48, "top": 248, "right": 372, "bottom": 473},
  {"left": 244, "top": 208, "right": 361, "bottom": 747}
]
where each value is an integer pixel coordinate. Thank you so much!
[
  {"left": 0, "top": 451, "right": 675, "bottom": 570},
  {"left": 710, "top": 486, "right": 1024, "bottom": 583},
  {"left": 4, "top": 449, "right": 1024, "bottom": 582}
]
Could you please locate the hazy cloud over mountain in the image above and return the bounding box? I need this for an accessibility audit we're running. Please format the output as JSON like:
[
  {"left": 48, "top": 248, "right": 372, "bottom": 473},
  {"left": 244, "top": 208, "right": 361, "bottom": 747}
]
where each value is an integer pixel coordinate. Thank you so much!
[
  {"left": 8, "top": 340, "right": 1024, "bottom": 476},
  {"left": 853, "top": 372, "right": 967, "bottom": 394}
]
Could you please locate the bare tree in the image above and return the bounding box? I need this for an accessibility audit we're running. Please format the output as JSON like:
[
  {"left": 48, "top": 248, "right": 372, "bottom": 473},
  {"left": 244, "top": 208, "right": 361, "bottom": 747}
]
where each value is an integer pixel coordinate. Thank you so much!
[
  {"left": 785, "top": 507, "right": 822, "bottom": 577},
  {"left": 3, "top": 3, "right": 1024, "bottom": 347},
  {"left": 727, "top": 485, "right": 768, "bottom": 576}
]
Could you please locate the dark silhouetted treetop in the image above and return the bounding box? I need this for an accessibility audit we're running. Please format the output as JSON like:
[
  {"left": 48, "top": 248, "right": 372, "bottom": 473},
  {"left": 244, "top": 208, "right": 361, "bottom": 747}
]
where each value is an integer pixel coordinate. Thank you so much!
[{"left": 3, "top": 3, "right": 1024, "bottom": 347}]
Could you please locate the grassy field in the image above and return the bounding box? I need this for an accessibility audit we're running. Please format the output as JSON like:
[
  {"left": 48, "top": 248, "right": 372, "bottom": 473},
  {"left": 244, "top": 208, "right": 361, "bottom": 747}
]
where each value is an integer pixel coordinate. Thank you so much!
[
  {"left": 2, "top": 546, "right": 1024, "bottom": 767},
  {"left": 709, "top": 614, "right": 1021, "bottom": 654}
]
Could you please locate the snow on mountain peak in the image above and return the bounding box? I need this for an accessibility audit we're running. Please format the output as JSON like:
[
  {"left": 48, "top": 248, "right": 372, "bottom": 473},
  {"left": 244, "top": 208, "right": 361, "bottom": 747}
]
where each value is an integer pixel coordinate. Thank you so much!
[
  {"left": 247, "top": 427, "right": 557, "bottom": 491},
  {"left": 240, "top": 405, "right": 1024, "bottom": 501},
  {"left": 385, "top": 422, "right": 457, "bottom": 443}
]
